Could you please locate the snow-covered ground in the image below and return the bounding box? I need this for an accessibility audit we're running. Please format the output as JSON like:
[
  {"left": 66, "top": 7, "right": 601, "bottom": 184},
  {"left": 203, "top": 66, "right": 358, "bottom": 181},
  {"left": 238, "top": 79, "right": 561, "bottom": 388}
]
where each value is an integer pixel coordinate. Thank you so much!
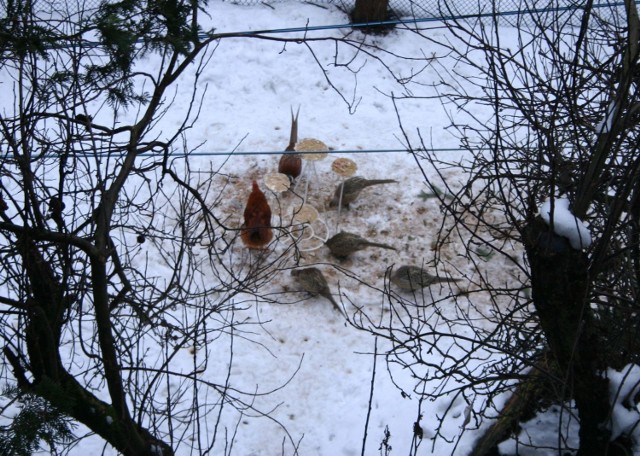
[
  {"left": 3, "top": 1, "right": 639, "bottom": 455},
  {"left": 154, "top": 4, "right": 485, "bottom": 454}
]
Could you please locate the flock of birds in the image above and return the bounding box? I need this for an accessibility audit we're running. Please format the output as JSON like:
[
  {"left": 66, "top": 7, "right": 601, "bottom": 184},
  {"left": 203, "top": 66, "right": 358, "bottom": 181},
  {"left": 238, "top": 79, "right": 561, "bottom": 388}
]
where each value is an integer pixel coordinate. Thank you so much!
[{"left": 238, "top": 108, "right": 460, "bottom": 316}]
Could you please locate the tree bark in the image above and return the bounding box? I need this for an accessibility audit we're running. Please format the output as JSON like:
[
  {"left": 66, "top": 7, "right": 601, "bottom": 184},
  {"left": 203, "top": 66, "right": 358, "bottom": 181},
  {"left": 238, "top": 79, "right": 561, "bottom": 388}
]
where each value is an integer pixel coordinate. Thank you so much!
[
  {"left": 523, "top": 217, "right": 612, "bottom": 455},
  {"left": 470, "top": 352, "right": 557, "bottom": 456},
  {"left": 8, "top": 237, "right": 174, "bottom": 456}
]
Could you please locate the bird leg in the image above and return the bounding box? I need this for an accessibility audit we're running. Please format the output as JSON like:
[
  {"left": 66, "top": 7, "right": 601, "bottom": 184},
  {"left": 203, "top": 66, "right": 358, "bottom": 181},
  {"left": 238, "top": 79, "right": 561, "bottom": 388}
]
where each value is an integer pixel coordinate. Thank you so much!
[{"left": 335, "top": 179, "right": 346, "bottom": 232}]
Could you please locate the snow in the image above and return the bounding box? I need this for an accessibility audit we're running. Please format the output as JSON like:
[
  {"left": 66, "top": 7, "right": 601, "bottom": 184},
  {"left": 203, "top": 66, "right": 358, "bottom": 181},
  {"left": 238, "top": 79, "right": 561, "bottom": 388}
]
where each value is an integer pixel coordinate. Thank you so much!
[
  {"left": 497, "top": 403, "right": 580, "bottom": 455},
  {"left": 539, "top": 198, "right": 592, "bottom": 250},
  {"left": 499, "top": 365, "right": 640, "bottom": 455},
  {"left": 2, "top": 1, "right": 636, "bottom": 455},
  {"left": 608, "top": 364, "right": 640, "bottom": 442},
  {"left": 72, "top": 4, "right": 488, "bottom": 452},
  {"left": 596, "top": 99, "right": 619, "bottom": 134}
]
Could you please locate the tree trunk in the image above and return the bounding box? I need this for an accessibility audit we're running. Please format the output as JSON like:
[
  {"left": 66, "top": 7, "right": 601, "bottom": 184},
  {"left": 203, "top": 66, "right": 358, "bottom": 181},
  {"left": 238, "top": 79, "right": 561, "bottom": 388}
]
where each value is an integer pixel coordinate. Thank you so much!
[
  {"left": 523, "top": 217, "right": 612, "bottom": 455},
  {"left": 351, "top": 0, "right": 392, "bottom": 34},
  {"left": 470, "top": 351, "right": 557, "bottom": 455},
  {"left": 6, "top": 237, "right": 174, "bottom": 456},
  {"left": 352, "top": 0, "right": 388, "bottom": 23}
]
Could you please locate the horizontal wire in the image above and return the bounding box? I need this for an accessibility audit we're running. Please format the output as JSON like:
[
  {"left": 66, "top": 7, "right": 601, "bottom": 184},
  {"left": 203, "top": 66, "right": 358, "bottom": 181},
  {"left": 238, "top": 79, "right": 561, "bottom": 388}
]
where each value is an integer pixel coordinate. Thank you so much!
[
  {"left": 33, "top": 148, "right": 485, "bottom": 158},
  {"left": 162, "top": 148, "right": 473, "bottom": 156}
]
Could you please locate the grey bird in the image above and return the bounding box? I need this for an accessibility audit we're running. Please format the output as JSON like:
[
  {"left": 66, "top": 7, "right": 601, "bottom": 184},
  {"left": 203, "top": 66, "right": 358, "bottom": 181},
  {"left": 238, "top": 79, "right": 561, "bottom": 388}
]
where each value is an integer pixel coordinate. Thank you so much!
[
  {"left": 325, "top": 231, "right": 396, "bottom": 259},
  {"left": 291, "top": 267, "right": 343, "bottom": 315},
  {"left": 390, "top": 265, "right": 462, "bottom": 291},
  {"left": 329, "top": 176, "right": 398, "bottom": 208}
]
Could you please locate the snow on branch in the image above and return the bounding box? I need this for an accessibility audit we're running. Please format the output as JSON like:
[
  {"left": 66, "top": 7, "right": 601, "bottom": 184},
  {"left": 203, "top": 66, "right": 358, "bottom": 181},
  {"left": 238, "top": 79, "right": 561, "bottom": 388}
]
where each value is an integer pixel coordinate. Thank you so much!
[{"left": 539, "top": 198, "right": 592, "bottom": 250}]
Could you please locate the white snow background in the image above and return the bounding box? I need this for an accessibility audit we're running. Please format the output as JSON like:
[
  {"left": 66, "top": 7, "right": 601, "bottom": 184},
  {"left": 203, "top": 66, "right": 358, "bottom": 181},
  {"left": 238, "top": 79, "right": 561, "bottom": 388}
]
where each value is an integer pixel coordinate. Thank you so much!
[{"left": 2, "top": 1, "right": 639, "bottom": 455}]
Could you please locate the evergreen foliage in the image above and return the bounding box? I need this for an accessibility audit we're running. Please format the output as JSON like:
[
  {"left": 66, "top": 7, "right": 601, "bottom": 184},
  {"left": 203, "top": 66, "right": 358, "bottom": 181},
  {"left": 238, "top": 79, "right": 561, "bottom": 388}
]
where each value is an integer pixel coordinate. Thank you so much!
[{"left": 0, "top": 388, "right": 76, "bottom": 456}]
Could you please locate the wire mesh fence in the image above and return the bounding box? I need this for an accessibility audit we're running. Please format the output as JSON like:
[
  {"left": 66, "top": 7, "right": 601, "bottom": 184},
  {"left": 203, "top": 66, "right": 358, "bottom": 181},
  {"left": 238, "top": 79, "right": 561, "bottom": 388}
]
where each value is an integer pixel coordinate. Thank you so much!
[{"left": 1, "top": 0, "right": 632, "bottom": 22}]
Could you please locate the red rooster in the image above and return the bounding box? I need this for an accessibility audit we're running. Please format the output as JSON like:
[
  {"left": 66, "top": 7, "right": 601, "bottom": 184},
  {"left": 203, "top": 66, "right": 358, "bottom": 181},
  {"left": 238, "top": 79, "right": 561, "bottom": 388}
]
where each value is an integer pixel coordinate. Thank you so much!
[
  {"left": 278, "top": 107, "right": 302, "bottom": 181},
  {"left": 240, "top": 180, "right": 273, "bottom": 249}
]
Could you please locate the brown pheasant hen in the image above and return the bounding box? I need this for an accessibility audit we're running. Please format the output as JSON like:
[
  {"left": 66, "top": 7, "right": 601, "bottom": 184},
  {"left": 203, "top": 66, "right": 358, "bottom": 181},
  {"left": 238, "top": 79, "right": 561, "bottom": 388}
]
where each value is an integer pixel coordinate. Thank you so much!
[{"left": 240, "top": 180, "right": 273, "bottom": 249}]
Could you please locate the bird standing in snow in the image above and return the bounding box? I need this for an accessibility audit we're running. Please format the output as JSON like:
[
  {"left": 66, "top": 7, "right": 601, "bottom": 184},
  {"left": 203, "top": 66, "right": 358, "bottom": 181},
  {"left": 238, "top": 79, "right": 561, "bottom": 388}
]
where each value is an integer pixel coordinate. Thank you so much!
[
  {"left": 291, "top": 267, "right": 343, "bottom": 315},
  {"left": 240, "top": 180, "right": 273, "bottom": 249},
  {"left": 329, "top": 176, "right": 397, "bottom": 208},
  {"left": 278, "top": 107, "right": 302, "bottom": 182},
  {"left": 325, "top": 231, "right": 396, "bottom": 259},
  {"left": 390, "top": 265, "right": 461, "bottom": 291}
]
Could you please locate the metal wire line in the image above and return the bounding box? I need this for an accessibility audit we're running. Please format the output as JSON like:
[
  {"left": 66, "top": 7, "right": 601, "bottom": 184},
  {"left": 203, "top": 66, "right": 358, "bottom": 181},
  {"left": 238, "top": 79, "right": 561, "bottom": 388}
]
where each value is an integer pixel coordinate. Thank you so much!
[{"left": 42, "top": 147, "right": 479, "bottom": 158}]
